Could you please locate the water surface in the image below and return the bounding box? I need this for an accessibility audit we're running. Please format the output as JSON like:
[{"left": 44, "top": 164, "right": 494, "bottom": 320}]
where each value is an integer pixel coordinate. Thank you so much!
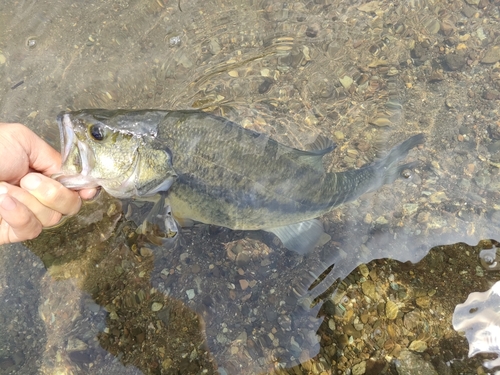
[{"left": 1, "top": 0, "right": 500, "bottom": 374}]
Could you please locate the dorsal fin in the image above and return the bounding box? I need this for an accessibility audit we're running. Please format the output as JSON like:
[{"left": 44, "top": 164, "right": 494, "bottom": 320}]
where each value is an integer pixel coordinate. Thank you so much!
[
  {"left": 305, "top": 134, "right": 336, "bottom": 154},
  {"left": 288, "top": 135, "right": 336, "bottom": 172}
]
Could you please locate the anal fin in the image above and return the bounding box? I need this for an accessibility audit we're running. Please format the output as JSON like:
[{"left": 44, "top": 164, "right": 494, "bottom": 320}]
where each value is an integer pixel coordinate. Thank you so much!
[{"left": 266, "top": 219, "right": 330, "bottom": 255}]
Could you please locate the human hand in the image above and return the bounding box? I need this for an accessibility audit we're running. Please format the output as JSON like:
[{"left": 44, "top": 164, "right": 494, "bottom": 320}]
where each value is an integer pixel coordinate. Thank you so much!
[{"left": 0, "top": 122, "right": 97, "bottom": 244}]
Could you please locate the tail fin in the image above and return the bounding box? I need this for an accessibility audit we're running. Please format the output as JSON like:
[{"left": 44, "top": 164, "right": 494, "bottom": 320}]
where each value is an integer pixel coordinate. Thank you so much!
[{"left": 372, "top": 133, "right": 424, "bottom": 188}]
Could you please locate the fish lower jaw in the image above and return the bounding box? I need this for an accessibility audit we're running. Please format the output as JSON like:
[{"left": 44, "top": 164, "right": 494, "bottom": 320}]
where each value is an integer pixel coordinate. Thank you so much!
[
  {"left": 59, "top": 113, "right": 75, "bottom": 165},
  {"left": 54, "top": 174, "right": 100, "bottom": 190}
]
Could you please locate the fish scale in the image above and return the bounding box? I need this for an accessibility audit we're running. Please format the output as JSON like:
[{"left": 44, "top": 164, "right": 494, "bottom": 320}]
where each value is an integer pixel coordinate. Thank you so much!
[{"left": 54, "top": 109, "right": 424, "bottom": 254}]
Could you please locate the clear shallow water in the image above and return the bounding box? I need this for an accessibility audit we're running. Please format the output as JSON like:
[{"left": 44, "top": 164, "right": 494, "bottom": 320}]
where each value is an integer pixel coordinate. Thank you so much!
[{"left": 1, "top": 0, "right": 500, "bottom": 374}]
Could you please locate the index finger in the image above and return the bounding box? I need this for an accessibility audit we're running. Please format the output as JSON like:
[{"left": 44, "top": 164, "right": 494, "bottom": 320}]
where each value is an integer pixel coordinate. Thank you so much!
[{"left": 20, "top": 173, "right": 82, "bottom": 216}]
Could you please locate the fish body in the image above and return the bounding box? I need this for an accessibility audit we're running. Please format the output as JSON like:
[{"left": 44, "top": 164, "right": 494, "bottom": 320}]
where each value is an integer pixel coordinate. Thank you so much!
[{"left": 55, "top": 109, "right": 423, "bottom": 253}]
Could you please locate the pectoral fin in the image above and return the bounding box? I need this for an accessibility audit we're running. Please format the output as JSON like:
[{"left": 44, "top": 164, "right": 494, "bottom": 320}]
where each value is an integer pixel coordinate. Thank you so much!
[
  {"left": 144, "top": 196, "right": 178, "bottom": 237},
  {"left": 266, "top": 219, "right": 330, "bottom": 255},
  {"left": 143, "top": 175, "right": 177, "bottom": 196},
  {"left": 125, "top": 195, "right": 179, "bottom": 243},
  {"left": 172, "top": 214, "right": 195, "bottom": 228}
]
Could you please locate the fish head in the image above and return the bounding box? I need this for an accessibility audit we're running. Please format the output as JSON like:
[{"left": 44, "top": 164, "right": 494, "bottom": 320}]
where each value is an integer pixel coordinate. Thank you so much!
[{"left": 55, "top": 110, "right": 149, "bottom": 197}]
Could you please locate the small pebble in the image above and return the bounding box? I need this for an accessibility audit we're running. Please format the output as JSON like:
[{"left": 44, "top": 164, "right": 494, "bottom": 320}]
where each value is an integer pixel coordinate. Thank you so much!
[
  {"left": 151, "top": 302, "right": 163, "bottom": 312},
  {"left": 239, "top": 279, "right": 249, "bottom": 290},
  {"left": 191, "top": 264, "right": 201, "bottom": 273},
  {"left": 140, "top": 247, "right": 153, "bottom": 257},
  {"left": 408, "top": 340, "right": 428, "bottom": 352},
  {"left": 385, "top": 300, "right": 399, "bottom": 320},
  {"left": 334, "top": 131, "right": 344, "bottom": 141}
]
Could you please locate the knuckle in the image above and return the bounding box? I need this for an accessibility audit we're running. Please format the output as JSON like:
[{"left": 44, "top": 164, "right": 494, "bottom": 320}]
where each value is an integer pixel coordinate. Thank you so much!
[
  {"left": 15, "top": 210, "right": 33, "bottom": 227},
  {"left": 11, "top": 217, "right": 42, "bottom": 242},
  {"left": 25, "top": 224, "right": 42, "bottom": 240},
  {"left": 65, "top": 197, "right": 82, "bottom": 216},
  {"left": 45, "top": 212, "right": 62, "bottom": 227}
]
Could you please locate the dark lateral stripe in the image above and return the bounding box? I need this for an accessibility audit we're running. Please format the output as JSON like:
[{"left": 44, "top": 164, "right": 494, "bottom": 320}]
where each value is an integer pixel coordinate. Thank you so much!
[{"left": 174, "top": 173, "right": 342, "bottom": 217}]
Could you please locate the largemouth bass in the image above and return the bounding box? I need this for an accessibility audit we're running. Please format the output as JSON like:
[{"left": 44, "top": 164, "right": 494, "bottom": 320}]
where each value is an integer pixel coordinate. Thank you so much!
[{"left": 55, "top": 109, "right": 423, "bottom": 254}]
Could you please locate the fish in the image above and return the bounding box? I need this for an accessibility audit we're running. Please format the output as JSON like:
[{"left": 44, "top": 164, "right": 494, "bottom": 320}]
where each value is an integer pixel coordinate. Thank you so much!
[{"left": 54, "top": 109, "right": 424, "bottom": 254}]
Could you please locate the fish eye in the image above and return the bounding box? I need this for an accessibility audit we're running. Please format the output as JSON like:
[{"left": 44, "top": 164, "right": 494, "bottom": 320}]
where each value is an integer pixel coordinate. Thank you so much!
[{"left": 89, "top": 124, "right": 105, "bottom": 141}]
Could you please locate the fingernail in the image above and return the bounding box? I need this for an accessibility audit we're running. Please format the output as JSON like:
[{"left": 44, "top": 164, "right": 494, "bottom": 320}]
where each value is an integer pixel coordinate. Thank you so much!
[
  {"left": 22, "top": 174, "right": 42, "bottom": 190},
  {"left": 0, "top": 184, "right": 7, "bottom": 195},
  {"left": 0, "top": 195, "right": 16, "bottom": 211}
]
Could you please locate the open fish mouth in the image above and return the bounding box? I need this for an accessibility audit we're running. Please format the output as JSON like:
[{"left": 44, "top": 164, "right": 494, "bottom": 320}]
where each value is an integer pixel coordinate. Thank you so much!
[
  {"left": 58, "top": 113, "right": 76, "bottom": 168},
  {"left": 53, "top": 113, "right": 97, "bottom": 189}
]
